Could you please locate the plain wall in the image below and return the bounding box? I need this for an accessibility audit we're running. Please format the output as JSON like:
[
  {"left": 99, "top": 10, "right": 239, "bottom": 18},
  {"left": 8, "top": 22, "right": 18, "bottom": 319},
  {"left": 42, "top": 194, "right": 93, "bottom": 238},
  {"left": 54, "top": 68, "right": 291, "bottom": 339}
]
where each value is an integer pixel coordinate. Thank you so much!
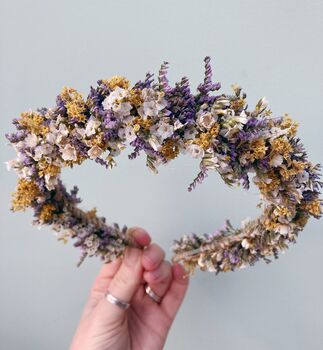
[{"left": 1, "top": 1, "right": 322, "bottom": 349}]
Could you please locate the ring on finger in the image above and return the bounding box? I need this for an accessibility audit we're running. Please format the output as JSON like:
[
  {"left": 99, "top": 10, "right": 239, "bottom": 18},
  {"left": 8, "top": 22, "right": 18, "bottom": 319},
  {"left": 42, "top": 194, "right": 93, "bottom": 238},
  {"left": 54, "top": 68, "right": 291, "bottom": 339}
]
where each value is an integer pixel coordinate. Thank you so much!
[
  {"left": 145, "top": 283, "right": 162, "bottom": 304},
  {"left": 106, "top": 291, "right": 131, "bottom": 310}
]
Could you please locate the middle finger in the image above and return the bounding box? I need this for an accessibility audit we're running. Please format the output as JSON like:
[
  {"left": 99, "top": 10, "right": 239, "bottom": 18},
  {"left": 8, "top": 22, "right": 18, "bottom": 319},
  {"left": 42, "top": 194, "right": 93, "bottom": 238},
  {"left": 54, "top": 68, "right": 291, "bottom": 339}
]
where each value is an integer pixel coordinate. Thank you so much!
[{"left": 142, "top": 243, "right": 165, "bottom": 271}]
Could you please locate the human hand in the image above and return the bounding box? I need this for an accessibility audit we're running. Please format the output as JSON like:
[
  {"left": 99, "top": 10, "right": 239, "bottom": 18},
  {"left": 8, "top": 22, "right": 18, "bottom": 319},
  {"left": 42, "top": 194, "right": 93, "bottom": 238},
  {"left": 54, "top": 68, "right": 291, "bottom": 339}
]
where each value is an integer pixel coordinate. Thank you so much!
[{"left": 69, "top": 227, "right": 190, "bottom": 350}]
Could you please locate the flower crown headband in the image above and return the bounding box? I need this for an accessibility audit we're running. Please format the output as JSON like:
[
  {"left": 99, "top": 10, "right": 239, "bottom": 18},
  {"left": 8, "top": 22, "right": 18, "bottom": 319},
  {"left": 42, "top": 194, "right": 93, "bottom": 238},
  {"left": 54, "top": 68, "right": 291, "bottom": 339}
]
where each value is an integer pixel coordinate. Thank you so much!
[{"left": 6, "top": 56, "right": 322, "bottom": 275}]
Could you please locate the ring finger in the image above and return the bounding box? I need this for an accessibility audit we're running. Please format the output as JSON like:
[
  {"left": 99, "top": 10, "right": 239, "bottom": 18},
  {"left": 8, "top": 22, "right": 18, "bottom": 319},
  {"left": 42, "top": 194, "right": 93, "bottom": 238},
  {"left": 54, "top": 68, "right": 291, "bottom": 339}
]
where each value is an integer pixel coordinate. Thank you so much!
[{"left": 143, "top": 260, "right": 172, "bottom": 303}]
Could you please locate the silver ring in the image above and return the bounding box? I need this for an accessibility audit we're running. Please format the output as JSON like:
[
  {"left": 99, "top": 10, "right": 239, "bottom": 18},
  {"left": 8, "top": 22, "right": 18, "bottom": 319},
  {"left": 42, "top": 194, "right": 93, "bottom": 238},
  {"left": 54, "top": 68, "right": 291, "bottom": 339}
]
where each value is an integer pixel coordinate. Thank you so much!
[
  {"left": 145, "top": 284, "right": 162, "bottom": 304},
  {"left": 106, "top": 291, "right": 130, "bottom": 310}
]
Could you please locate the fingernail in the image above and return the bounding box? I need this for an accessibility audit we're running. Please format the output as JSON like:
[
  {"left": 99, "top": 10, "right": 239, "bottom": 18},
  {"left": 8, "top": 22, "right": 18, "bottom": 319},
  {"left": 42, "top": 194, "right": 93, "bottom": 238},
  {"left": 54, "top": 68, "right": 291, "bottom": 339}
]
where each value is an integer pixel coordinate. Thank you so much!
[
  {"left": 174, "top": 263, "right": 189, "bottom": 280},
  {"left": 125, "top": 247, "right": 140, "bottom": 265}
]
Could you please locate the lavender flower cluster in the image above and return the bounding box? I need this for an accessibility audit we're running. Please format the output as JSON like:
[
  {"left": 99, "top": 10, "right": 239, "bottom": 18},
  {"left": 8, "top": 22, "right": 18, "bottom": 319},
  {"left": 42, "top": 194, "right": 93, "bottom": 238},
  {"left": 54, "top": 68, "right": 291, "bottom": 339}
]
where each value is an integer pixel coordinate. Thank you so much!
[{"left": 5, "top": 57, "right": 322, "bottom": 273}]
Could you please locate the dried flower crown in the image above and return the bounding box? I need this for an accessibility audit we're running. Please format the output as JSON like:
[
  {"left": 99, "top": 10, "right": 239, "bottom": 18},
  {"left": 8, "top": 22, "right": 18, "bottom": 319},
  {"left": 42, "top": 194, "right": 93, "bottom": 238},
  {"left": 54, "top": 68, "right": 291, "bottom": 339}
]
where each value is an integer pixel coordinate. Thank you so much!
[{"left": 5, "top": 56, "right": 322, "bottom": 275}]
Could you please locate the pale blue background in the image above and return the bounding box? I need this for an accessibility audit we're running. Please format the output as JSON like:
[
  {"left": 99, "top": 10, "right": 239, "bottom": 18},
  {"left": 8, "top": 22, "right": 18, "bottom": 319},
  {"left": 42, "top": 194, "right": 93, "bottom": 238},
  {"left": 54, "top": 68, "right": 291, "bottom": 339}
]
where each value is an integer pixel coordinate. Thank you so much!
[{"left": 1, "top": 1, "right": 323, "bottom": 349}]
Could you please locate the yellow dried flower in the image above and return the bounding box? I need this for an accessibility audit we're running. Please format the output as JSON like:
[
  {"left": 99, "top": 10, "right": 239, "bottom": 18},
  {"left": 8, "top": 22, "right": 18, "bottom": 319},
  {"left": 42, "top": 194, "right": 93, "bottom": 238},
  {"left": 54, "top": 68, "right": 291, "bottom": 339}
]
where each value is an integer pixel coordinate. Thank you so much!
[
  {"left": 104, "top": 75, "right": 130, "bottom": 90},
  {"left": 248, "top": 138, "right": 268, "bottom": 161},
  {"left": 11, "top": 179, "right": 40, "bottom": 211},
  {"left": 39, "top": 203, "right": 56, "bottom": 223},
  {"left": 38, "top": 161, "right": 61, "bottom": 178},
  {"left": 209, "top": 123, "right": 220, "bottom": 136},
  {"left": 271, "top": 137, "right": 293, "bottom": 160},
  {"left": 91, "top": 132, "right": 106, "bottom": 149},
  {"left": 273, "top": 206, "right": 292, "bottom": 218},
  {"left": 131, "top": 116, "right": 153, "bottom": 130},
  {"left": 257, "top": 171, "right": 281, "bottom": 195},
  {"left": 18, "top": 112, "right": 48, "bottom": 136},
  {"left": 85, "top": 207, "right": 98, "bottom": 219},
  {"left": 194, "top": 124, "right": 220, "bottom": 150},
  {"left": 129, "top": 88, "right": 143, "bottom": 106},
  {"left": 279, "top": 160, "right": 307, "bottom": 180},
  {"left": 60, "top": 87, "right": 86, "bottom": 122},
  {"left": 281, "top": 113, "right": 298, "bottom": 136},
  {"left": 263, "top": 217, "right": 278, "bottom": 231},
  {"left": 60, "top": 87, "right": 81, "bottom": 101},
  {"left": 160, "top": 139, "right": 180, "bottom": 161},
  {"left": 301, "top": 199, "right": 322, "bottom": 217},
  {"left": 65, "top": 153, "right": 87, "bottom": 167},
  {"left": 66, "top": 101, "right": 86, "bottom": 122}
]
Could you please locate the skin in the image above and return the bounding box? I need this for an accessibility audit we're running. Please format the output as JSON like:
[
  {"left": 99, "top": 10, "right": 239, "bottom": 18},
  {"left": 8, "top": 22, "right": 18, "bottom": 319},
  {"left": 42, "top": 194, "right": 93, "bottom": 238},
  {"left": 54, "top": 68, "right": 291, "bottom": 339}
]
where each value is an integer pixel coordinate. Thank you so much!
[{"left": 70, "top": 227, "right": 190, "bottom": 350}]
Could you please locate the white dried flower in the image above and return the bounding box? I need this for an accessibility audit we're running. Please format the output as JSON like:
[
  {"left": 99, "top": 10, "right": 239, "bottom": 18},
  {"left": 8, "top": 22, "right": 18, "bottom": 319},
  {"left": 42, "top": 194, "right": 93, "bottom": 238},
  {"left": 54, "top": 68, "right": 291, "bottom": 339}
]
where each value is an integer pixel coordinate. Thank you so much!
[
  {"left": 12, "top": 141, "right": 25, "bottom": 152},
  {"left": 156, "top": 121, "right": 174, "bottom": 140},
  {"left": 174, "top": 120, "right": 186, "bottom": 130},
  {"left": 21, "top": 166, "right": 33, "bottom": 178},
  {"left": 270, "top": 154, "right": 284, "bottom": 167},
  {"left": 124, "top": 125, "right": 137, "bottom": 142},
  {"left": 148, "top": 135, "right": 161, "bottom": 151},
  {"left": 137, "top": 88, "right": 168, "bottom": 119},
  {"left": 61, "top": 144, "right": 77, "bottom": 161},
  {"left": 75, "top": 126, "right": 86, "bottom": 138},
  {"left": 85, "top": 118, "right": 101, "bottom": 137},
  {"left": 58, "top": 123, "right": 69, "bottom": 136},
  {"left": 5, "top": 159, "right": 19, "bottom": 171},
  {"left": 33, "top": 144, "right": 53, "bottom": 161},
  {"left": 24, "top": 133, "right": 38, "bottom": 148},
  {"left": 45, "top": 132, "right": 57, "bottom": 145},
  {"left": 241, "top": 238, "right": 251, "bottom": 249},
  {"left": 276, "top": 224, "right": 291, "bottom": 236},
  {"left": 87, "top": 145, "right": 103, "bottom": 159},
  {"left": 44, "top": 173, "right": 58, "bottom": 190},
  {"left": 297, "top": 171, "right": 309, "bottom": 184},
  {"left": 102, "top": 87, "right": 132, "bottom": 117},
  {"left": 186, "top": 144, "right": 205, "bottom": 158},
  {"left": 196, "top": 111, "right": 216, "bottom": 129},
  {"left": 142, "top": 100, "right": 157, "bottom": 117}
]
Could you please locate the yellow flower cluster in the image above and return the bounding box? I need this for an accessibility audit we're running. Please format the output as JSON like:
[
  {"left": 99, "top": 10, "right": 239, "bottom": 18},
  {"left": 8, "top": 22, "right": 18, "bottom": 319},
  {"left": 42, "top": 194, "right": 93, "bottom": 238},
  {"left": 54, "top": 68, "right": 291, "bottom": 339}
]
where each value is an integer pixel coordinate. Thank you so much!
[
  {"left": 273, "top": 206, "right": 293, "bottom": 219},
  {"left": 301, "top": 199, "right": 322, "bottom": 217},
  {"left": 131, "top": 116, "right": 153, "bottom": 130},
  {"left": 271, "top": 137, "right": 293, "bottom": 160},
  {"left": 262, "top": 205, "right": 294, "bottom": 232},
  {"left": 257, "top": 171, "right": 281, "bottom": 195},
  {"left": 247, "top": 138, "right": 268, "bottom": 162},
  {"left": 37, "top": 160, "right": 61, "bottom": 178},
  {"left": 160, "top": 139, "right": 180, "bottom": 161},
  {"left": 193, "top": 123, "right": 220, "bottom": 149},
  {"left": 280, "top": 113, "right": 298, "bottom": 136},
  {"left": 60, "top": 87, "right": 86, "bottom": 123},
  {"left": 91, "top": 132, "right": 106, "bottom": 149},
  {"left": 129, "top": 88, "right": 143, "bottom": 107},
  {"left": 18, "top": 112, "right": 48, "bottom": 136},
  {"left": 11, "top": 179, "right": 40, "bottom": 211},
  {"left": 279, "top": 160, "right": 308, "bottom": 180},
  {"left": 103, "top": 75, "right": 130, "bottom": 90},
  {"left": 39, "top": 203, "right": 56, "bottom": 223}
]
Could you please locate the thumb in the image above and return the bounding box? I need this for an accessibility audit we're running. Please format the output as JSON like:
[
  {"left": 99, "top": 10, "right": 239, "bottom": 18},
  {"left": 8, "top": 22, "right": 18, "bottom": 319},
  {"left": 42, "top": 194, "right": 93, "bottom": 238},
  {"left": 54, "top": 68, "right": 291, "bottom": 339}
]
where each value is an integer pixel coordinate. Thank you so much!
[{"left": 93, "top": 246, "right": 143, "bottom": 323}]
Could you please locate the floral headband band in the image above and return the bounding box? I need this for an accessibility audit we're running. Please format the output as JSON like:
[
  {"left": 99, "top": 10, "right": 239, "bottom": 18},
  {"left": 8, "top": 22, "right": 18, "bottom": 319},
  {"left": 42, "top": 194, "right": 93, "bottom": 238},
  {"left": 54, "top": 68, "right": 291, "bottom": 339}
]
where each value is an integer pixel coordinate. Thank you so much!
[{"left": 5, "top": 56, "right": 322, "bottom": 275}]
